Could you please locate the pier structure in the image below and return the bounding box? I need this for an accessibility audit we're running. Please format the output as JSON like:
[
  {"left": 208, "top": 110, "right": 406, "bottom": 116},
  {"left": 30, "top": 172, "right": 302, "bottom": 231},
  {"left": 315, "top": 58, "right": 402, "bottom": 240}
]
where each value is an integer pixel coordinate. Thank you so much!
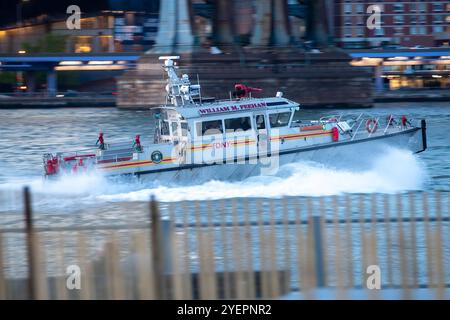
[
  {"left": 148, "top": 0, "right": 325, "bottom": 54},
  {"left": 124, "top": 0, "right": 374, "bottom": 109},
  {"left": 0, "top": 53, "right": 138, "bottom": 97},
  {"left": 151, "top": 0, "right": 195, "bottom": 53}
]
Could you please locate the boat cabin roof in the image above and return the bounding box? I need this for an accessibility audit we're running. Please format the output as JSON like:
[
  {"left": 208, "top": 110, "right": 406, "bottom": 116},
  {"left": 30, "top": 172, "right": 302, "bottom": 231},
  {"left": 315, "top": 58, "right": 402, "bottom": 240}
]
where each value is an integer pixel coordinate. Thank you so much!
[{"left": 160, "top": 97, "right": 299, "bottom": 120}]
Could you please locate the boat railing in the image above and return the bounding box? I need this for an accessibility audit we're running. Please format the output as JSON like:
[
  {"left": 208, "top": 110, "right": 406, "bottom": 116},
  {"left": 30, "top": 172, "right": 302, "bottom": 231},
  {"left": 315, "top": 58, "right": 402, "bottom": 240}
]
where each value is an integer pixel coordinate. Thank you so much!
[
  {"left": 348, "top": 113, "right": 373, "bottom": 140},
  {"left": 191, "top": 95, "right": 263, "bottom": 106},
  {"left": 319, "top": 115, "right": 340, "bottom": 123},
  {"left": 55, "top": 140, "right": 136, "bottom": 160},
  {"left": 351, "top": 118, "right": 364, "bottom": 141},
  {"left": 319, "top": 113, "right": 366, "bottom": 127},
  {"left": 104, "top": 141, "right": 135, "bottom": 150},
  {"left": 367, "top": 116, "right": 380, "bottom": 138},
  {"left": 56, "top": 147, "right": 98, "bottom": 158},
  {"left": 383, "top": 118, "right": 392, "bottom": 135},
  {"left": 98, "top": 150, "right": 136, "bottom": 164}
]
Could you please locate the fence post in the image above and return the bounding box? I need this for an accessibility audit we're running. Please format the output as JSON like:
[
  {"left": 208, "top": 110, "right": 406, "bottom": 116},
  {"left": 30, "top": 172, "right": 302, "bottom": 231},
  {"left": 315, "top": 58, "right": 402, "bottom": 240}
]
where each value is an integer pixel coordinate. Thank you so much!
[
  {"left": 24, "top": 186, "right": 36, "bottom": 300},
  {"left": 150, "top": 195, "right": 165, "bottom": 299},
  {"left": 312, "top": 215, "right": 326, "bottom": 288},
  {"left": 161, "top": 218, "right": 173, "bottom": 275},
  {"left": 0, "top": 234, "right": 6, "bottom": 299}
]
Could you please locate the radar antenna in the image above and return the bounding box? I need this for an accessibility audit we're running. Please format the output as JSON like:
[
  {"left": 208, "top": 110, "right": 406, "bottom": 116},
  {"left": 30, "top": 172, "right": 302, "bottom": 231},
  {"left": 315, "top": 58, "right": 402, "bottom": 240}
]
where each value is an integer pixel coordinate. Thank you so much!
[{"left": 159, "top": 56, "right": 201, "bottom": 107}]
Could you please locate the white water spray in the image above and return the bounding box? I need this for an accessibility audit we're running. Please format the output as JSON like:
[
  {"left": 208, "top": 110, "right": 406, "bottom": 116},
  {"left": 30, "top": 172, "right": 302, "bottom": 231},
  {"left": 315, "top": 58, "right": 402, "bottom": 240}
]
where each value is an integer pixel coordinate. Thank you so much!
[
  {"left": 0, "top": 147, "right": 427, "bottom": 209},
  {"left": 96, "top": 147, "right": 426, "bottom": 202}
]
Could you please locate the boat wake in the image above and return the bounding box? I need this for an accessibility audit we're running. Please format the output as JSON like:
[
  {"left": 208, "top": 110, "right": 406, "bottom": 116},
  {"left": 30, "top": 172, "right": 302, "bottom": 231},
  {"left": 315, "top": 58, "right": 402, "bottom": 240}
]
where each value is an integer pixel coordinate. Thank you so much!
[
  {"left": 0, "top": 147, "right": 427, "bottom": 209},
  {"left": 97, "top": 147, "right": 426, "bottom": 202}
]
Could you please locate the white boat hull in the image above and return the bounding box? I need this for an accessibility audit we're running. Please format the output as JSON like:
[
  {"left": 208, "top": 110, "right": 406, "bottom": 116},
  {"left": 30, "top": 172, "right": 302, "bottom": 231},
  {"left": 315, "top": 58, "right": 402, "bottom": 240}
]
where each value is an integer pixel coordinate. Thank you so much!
[{"left": 135, "top": 126, "right": 425, "bottom": 186}]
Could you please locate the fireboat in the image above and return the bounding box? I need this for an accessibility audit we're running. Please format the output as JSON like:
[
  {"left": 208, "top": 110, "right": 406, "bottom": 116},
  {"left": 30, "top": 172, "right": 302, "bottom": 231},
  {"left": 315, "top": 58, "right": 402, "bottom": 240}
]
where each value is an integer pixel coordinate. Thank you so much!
[{"left": 43, "top": 56, "right": 427, "bottom": 183}]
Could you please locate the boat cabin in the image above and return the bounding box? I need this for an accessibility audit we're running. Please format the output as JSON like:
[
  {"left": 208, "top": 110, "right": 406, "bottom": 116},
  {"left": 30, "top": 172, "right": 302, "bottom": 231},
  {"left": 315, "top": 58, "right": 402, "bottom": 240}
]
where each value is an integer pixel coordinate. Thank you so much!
[{"left": 152, "top": 56, "right": 337, "bottom": 165}]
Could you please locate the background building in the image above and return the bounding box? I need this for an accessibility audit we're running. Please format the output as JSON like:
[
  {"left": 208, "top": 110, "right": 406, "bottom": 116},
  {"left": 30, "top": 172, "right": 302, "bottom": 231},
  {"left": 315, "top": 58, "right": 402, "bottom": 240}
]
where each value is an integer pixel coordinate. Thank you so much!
[
  {"left": 334, "top": 0, "right": 450, "bottom": 48},
  {"left": 0, "top": 1, "right": 313, "bottom": 54},
  {"left": 0, "top": 0, "right": 160, "bottom": 54}
]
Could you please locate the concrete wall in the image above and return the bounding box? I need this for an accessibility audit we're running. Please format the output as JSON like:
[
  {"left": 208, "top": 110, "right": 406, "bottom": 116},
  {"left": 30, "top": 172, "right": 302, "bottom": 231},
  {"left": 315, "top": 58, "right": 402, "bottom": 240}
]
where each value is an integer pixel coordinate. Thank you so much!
[{"left": 117, "top": 51, "right": 373, "bottom": 109}]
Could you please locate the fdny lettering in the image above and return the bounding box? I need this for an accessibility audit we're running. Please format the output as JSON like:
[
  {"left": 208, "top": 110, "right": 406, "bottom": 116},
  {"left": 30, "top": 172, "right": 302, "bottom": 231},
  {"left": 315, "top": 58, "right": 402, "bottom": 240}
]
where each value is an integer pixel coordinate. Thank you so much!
[
  {"left": 213, "top": 141, "right": 231, "bottom": 149},
  {"left": 199, "top": 102, "right": 267, "bottom": 115}
]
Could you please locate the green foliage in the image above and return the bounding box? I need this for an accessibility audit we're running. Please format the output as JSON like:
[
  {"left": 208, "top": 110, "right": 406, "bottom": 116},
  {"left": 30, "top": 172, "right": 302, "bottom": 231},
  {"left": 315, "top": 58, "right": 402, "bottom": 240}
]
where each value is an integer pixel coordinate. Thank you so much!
[
  {"left": 0, "top": 71, "right": 16, "bottom": 84},
  {"left": 58, "top": 72, "right": 81, "bottom": 88},
  {"left": 21, "top": 34, "right": 68, "bottom": 53}
]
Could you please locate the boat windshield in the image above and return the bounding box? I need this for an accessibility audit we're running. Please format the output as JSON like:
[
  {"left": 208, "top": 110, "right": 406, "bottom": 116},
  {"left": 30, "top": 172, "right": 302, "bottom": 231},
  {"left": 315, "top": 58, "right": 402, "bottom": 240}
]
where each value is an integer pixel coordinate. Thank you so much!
[{"left": 269, "top": 112, "right": 291, "bottom": 128}]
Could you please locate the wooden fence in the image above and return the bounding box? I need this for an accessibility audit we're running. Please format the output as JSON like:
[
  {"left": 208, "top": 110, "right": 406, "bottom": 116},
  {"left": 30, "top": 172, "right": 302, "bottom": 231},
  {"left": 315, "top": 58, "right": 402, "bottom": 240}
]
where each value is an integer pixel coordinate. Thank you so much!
[{"left": 0, "top": 188, "right": 449, "bottom": 299}]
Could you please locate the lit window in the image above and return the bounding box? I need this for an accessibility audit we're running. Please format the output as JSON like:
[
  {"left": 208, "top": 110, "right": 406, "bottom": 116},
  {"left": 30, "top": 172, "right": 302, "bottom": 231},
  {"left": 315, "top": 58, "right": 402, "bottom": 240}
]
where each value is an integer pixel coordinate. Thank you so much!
[
  {"left": 357, "top": 15, "right": 363, "bottom": 25},
  {"left": 75, "top": 45, "right": 92, "bottom": 53},
  {"left": 74, "top": 36, "right": 93, "bottom": 53},
  {"left": 419, "top": 3, "right": 426, "bottom": 13},
  {"left": 434, "top": 15, "right": 444, "bottom": 24},
  {"left": 394, "top": 15, "right": 404, "bottom": 24},
  {"left": 344, "top": 4, "right": 352, "bottom": 14},
  {"left": 357, "top": 27, "right": 364, "bottom": 36},
  {"left": 433, "top": 3, "right": 443, "bottom": 12},
  {"left": 344, "top": 27, "right": 352, "bottom": 37},
  {"left": 345, "top": 16, "right": 352, "bottom": 25},
  {"left": 375, "top": 27, "right": 384, "bottom": 36},
  {"left": 393, "top": 3, "right": 404, "bottom": 13},
  {"left": 394, "top": 27, "right": 403, "bottom": 35},
  {"left": 356, "top": 3, "right": 364, "bottom": 14}
]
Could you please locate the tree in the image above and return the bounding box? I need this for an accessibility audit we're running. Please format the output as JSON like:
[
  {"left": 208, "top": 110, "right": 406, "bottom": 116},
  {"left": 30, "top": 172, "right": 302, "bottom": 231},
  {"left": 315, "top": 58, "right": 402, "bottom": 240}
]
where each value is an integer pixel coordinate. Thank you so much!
[{"left": 22, "top": 34, "right": 67, "bottom": 53}]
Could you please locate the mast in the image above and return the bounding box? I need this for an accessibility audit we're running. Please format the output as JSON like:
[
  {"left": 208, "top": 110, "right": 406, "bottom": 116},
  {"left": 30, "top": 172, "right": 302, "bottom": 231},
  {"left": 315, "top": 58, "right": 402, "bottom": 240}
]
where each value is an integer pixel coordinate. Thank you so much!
[{"left": 159, "top": 56, "right": 201, "bottom": 107}]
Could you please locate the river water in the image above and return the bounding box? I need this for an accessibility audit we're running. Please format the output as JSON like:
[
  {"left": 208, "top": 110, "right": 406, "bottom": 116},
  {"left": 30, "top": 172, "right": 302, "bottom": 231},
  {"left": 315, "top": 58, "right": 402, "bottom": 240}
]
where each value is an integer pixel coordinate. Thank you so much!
[
  {"left": 1, "top": 102, "right": 449, "bottom": 189},
  {"left": 0, "top": 102, "right": 449, "bottom": 288},
  {"left": 0, "top": 101, "right": 448, "bottom": 222}
]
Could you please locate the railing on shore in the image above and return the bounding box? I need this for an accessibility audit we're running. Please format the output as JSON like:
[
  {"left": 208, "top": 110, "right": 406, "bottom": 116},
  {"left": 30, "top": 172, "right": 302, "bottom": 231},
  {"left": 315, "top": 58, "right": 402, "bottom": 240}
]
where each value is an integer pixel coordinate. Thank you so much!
[
  {"left": 0, "top": 189, "right": 448, "bottom": 299},
  {"left": 0, "top": 91, "right": 117, "bottom": 98}
]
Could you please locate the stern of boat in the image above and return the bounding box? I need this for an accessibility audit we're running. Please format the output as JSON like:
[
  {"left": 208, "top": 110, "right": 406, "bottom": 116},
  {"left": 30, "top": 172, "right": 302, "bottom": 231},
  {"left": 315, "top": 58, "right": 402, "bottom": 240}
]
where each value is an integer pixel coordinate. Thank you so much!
[{"left": 414, "top": 119, "right": 427, "bottom": 154}]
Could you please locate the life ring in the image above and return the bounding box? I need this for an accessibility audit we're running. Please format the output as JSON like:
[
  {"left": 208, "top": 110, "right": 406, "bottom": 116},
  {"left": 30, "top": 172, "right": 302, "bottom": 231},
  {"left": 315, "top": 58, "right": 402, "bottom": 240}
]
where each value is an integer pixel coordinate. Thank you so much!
[{"left": 365, "top": 118, "right": 378, "bottom": 133}]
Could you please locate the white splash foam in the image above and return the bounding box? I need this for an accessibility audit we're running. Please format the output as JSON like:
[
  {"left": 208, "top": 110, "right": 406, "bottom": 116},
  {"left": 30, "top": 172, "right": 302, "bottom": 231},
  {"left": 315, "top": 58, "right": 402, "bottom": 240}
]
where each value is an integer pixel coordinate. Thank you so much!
[
  {"left": 0, "top": 147, "right": 427, "bottom": 207},
  {"left": 96, "top": 147, "right": 426, "bottom": 202},
  {"left": 0, "top": 171, "right": 108, "bottom": 195}
]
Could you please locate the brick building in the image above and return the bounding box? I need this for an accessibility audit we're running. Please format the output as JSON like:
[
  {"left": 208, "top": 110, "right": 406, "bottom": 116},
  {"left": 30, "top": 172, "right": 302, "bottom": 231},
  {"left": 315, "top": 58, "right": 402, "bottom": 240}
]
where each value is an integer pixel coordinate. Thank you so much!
[{"left": 334, "top": 0, "right": 450, "bottom": 48}]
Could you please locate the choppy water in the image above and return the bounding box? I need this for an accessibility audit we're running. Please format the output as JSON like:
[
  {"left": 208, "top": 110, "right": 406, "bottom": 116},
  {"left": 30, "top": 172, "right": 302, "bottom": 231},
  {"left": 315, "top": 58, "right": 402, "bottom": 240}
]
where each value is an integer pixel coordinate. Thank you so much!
[
  {"left": 0, "top": 103, "right": 449, "bottom": 289},
  {"left": 0, "top": 102, "right": 449, "bottom": 204}
]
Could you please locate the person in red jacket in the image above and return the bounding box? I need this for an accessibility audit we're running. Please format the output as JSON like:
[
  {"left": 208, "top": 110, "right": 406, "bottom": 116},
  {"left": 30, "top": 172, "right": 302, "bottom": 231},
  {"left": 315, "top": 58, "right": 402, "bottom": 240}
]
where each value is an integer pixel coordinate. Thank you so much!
[
  {"left": 133, "top": 134, "right": 142, "bottom": 152},
  {"left": 401, "top": 116, "right": 410, "bottom": 128},
  {"left": 96, "top": 132, "right": 105, "bottom": 150}
]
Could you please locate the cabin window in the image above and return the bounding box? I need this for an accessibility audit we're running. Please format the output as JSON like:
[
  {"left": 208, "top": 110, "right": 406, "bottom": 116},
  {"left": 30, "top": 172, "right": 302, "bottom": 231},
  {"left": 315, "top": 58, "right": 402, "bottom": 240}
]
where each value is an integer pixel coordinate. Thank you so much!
[
  {"left": 224, "top": 117, "right": 252, "bottom": 133},
  {"left": 161, "top": 120, "right": 170, "bottom": 136},
  {"left": 291, "top": 109, "right": 302, "bottom": 126},
  {"left": 256, "top": 115, "right": 266, "bottom": 129},
  {"left": 196, "top": 120, "right": 223, "bottom": 136},
  {"left": 171, "top": 122, "right": 179, "bottom": 136},
  {"left": 269, "top": 112, "right": 291, "bottom": 128},
  {"left": 181, "top": 123, "right": 188, "bottom": 136}
]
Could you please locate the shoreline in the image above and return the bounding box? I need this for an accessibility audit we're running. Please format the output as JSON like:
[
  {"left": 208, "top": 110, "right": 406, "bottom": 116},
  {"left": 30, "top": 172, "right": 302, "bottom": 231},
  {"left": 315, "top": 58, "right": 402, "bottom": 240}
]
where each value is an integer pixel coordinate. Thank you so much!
[{"left": 1, "top": 94, "right": 450, "bottom": 109}]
